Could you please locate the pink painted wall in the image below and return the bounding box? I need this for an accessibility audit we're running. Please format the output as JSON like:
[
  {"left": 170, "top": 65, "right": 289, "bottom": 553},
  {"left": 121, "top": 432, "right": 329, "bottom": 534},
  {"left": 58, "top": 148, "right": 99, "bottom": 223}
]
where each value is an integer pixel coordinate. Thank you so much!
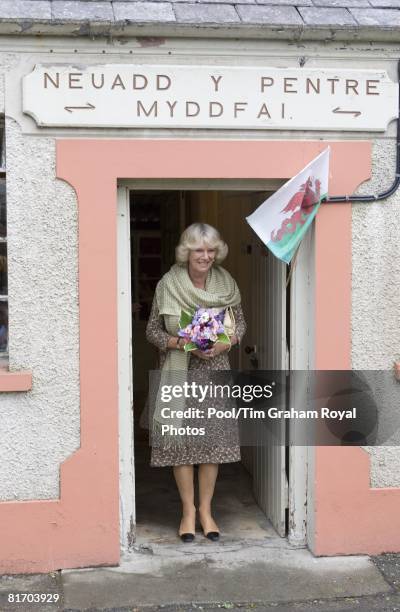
[
  {"left": 0, "top": 138, "right": 389, "bottom": 574},
  {"left": 313, "top": 176, "right": 400, "bottom": 555}
]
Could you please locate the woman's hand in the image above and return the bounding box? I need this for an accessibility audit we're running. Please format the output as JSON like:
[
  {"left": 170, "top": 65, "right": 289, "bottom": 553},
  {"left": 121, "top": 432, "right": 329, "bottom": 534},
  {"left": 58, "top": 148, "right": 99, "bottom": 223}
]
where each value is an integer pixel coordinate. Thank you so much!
[
  {"left": 206, "top": 342, "right": 231, "bottom": 358},
  {"left": 191, "top": 349, "right": 211, "bottom": 360},
  {"left": 193, "top": 342, "right": 230, "bottom": 360}
]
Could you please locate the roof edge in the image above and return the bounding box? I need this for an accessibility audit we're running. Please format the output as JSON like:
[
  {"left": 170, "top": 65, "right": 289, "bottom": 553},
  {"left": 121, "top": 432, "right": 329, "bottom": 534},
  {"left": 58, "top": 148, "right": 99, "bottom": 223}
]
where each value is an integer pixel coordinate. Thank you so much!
[{"left": 0, "top": 20, "right": 400, "bottom": 45}]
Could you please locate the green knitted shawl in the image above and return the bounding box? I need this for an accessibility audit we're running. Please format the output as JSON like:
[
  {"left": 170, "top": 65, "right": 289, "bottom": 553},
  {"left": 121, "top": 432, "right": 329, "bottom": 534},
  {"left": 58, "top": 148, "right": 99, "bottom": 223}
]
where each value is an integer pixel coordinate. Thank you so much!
[{"left": 152, "top": 263, "right": 241, "bottom": 448}]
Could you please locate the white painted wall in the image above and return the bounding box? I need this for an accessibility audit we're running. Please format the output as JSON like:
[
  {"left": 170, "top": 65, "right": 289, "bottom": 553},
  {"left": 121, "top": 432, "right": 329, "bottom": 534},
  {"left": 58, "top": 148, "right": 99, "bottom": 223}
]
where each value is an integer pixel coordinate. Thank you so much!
[
  {"left": 352, "top": 139, "right": 400, "bottom": 487},
  {"left": 0, "top": 118, "right": 80, "bottom": 500},
  {"left": 0, "top": 36, "right": 399, "bottom": 500}
]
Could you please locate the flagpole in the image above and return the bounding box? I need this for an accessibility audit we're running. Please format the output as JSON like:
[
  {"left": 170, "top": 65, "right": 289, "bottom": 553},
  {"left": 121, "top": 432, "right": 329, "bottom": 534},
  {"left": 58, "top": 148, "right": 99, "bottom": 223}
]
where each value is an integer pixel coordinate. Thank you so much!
[{"left": 286, "top": 245, "right": 301, "bottom": 289}]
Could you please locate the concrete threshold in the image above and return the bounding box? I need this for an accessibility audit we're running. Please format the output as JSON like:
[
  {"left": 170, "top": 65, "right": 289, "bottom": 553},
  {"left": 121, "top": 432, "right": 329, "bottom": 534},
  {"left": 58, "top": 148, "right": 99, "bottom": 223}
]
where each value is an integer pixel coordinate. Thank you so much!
[{"left": 62, "top": 538, "right": 391, "bottom": 610}]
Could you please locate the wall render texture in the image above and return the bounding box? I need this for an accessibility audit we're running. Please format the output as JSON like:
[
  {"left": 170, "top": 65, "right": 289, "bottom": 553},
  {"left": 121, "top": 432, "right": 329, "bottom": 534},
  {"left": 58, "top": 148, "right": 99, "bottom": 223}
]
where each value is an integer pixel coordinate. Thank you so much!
[
  {"left": 353, "top": 138, "right": 400, "bottom": 488},
  {"left": 0, "top": 118, "right": 80, "bottom": 500}
]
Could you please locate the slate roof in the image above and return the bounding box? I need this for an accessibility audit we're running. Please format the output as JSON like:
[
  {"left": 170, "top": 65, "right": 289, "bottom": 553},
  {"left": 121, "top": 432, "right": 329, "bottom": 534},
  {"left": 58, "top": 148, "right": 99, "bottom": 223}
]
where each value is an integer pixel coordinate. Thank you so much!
[{"left": 1, "top": 0, "right": 400, "bottom": 39}]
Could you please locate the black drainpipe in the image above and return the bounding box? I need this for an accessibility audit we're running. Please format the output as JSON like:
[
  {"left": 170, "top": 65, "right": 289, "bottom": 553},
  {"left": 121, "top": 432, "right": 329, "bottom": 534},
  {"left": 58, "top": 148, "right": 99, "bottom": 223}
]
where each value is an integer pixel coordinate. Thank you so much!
[{"left": 324, "top": 59, "right": 400, "bottom": 204}]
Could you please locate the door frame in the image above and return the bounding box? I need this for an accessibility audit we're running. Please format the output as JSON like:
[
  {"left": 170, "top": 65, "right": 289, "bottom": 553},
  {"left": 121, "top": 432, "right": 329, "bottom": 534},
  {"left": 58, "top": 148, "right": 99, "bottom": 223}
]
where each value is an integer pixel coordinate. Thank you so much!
[
  {"left": 117, "top": 186, "right": 136, "bottom": 553},
  {"left": 288, "top": 225, "right": 316, "bottom": 547},
  {"left": 117, "top": 178, "right": 312, "bottom": 552}
]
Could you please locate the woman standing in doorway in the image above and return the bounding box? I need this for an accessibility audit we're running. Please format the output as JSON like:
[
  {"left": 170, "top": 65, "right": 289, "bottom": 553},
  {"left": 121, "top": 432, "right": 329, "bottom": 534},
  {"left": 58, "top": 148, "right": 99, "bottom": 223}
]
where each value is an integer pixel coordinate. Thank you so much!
[{"left": 146, "top": 223, "right": 246, "bottom": 542}]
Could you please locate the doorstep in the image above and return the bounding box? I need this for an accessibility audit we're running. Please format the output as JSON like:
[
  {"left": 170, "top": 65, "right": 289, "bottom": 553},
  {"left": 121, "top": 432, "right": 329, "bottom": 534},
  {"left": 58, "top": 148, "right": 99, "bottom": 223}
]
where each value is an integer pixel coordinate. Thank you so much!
[{"left": 61, "top": 538, "right": 391, "bottom": 610}]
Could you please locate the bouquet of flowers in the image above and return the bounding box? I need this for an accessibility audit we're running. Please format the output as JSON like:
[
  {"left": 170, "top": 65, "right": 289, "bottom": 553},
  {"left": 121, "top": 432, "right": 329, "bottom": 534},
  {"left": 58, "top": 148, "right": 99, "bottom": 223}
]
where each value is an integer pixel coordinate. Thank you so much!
[{"left": 178, "top": 307, "right": 231, "bottom": 352}]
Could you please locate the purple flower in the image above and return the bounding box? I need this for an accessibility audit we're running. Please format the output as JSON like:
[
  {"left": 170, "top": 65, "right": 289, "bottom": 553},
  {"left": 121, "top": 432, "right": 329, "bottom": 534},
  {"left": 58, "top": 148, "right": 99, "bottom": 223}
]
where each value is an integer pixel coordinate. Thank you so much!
[{"left": 178, "top": 307, "right": 227, "bottom": 351}]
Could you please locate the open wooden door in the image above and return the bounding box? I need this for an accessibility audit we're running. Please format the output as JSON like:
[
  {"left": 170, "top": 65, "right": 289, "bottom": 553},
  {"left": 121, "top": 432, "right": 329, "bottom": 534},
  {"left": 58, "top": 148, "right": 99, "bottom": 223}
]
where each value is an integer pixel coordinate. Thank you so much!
[{"left": 244, "top": 232, "right": 289, "bottom": 537}]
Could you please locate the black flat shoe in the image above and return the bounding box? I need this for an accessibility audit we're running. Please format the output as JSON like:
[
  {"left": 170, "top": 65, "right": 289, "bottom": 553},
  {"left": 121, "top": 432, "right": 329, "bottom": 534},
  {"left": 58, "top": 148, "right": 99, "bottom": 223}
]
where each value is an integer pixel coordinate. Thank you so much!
[
  {"left": 180, "top": 533, "right": 195, "bottom": 543},
  {"left": 204, "top": 531, "right": 220, "bottom": 542}
]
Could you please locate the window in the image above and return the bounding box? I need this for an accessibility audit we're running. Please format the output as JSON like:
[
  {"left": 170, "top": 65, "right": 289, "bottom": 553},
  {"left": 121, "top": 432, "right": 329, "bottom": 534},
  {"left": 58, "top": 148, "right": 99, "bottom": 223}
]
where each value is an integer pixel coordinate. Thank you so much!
[{"left": 0, "top": 118, "right": 8, "bottom": 356}]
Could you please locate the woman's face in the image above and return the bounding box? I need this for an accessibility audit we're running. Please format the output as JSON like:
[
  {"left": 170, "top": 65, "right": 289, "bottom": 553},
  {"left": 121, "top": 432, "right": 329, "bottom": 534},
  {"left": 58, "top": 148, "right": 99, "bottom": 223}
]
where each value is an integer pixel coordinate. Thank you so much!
[{"left": 188, "top": 242, "right": 216, "bottom": 275}]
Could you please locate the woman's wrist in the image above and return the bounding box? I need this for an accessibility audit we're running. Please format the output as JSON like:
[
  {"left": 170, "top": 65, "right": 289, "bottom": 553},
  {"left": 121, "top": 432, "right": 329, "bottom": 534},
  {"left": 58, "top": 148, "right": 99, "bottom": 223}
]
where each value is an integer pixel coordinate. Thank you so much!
[{"left": 167, "top": 335, "right": 182, "bottom": 350}]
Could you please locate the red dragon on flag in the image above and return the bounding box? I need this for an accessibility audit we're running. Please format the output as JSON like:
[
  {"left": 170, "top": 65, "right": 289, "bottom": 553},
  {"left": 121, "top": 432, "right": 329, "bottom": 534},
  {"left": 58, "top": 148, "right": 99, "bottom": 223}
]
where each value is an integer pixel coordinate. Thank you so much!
[
  {"left": 246, "top": 148, "right": 329, "bottom": 264},
  {"left": 271, "top": 176, "right": 321, "bottom": 243}
]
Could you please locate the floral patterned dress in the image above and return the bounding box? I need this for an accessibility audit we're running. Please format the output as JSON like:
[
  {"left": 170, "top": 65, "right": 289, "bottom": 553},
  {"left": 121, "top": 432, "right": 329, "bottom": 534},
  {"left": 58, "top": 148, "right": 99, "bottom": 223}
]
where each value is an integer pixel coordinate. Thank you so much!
[{"left": 145, "top": 299, "right": 247, "bottom": 467}]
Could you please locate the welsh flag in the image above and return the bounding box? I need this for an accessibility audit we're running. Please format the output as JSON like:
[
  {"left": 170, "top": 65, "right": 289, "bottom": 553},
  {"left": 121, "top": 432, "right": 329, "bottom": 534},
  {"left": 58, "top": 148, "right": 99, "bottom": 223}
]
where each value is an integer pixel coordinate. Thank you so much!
[{"left": 246, "top": 148, "right": 330, "bottom": 264}]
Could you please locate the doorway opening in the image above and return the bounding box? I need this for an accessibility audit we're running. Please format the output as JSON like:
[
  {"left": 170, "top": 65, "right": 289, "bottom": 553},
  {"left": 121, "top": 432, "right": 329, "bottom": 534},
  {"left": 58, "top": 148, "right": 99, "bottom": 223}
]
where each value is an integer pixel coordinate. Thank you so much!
[{"left": 127, "top": 188, "right": 294, "bottom": 546}]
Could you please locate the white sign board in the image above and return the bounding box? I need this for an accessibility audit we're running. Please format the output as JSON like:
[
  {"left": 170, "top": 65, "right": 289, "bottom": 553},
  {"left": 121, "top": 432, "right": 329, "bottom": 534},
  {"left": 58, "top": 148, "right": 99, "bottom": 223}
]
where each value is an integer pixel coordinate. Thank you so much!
[{"left": 22, "top": 64, "right": 398, "bottom": 131}]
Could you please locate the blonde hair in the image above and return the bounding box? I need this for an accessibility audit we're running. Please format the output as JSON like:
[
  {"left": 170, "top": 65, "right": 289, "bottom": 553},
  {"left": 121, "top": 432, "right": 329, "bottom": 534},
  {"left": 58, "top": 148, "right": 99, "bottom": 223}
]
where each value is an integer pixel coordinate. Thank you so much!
[{"left": 176, "top": 223, "right": 228, "bottom": 265}]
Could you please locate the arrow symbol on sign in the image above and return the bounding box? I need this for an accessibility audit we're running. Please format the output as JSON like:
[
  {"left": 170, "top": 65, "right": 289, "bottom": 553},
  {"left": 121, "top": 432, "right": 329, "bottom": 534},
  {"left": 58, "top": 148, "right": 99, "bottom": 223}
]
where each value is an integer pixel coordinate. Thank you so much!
[
  {"left": 332, "top": 107, "right": 361, "bottom": 118},
  {"left": 64, "top": 102, "right": 95, "bottom": 113}
]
